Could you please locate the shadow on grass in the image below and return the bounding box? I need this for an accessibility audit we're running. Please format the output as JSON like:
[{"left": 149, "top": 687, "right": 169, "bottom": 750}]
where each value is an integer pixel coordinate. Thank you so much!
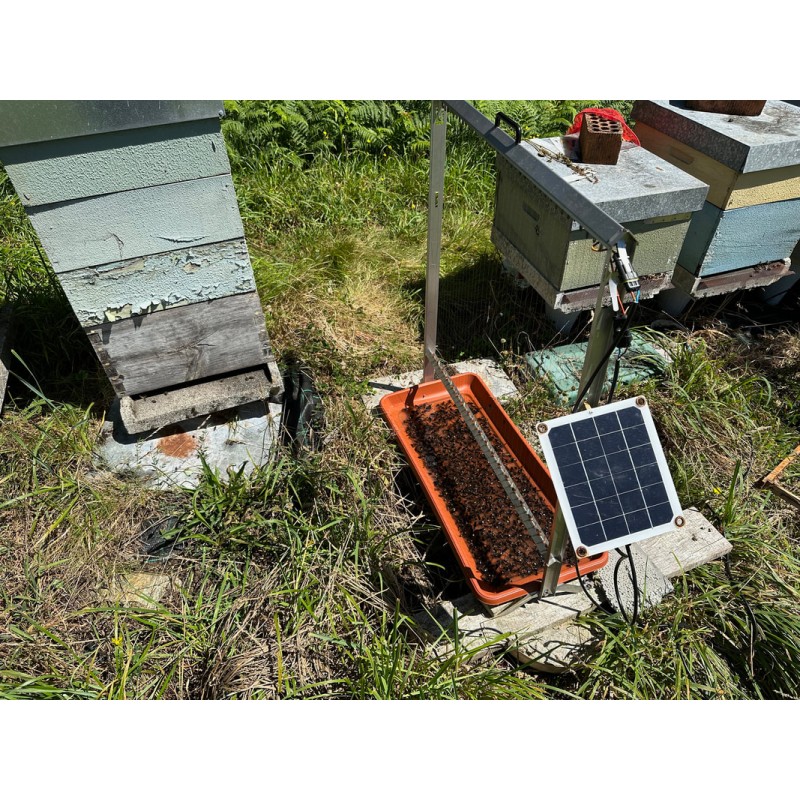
[
  {"left": 4, "top": 273, "right": 111, "bottom": 413},
  {"left": 403, "top": 250, "right": 572, "bottom": 364}
]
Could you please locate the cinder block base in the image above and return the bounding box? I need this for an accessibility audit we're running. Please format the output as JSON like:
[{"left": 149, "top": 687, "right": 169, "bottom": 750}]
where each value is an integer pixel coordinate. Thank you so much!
[
  {"left": 96, "top": 398, "right": 282, "bottom": 490},
  {"left": 361, "top": 358, "right": 519, "bottom": 413}
]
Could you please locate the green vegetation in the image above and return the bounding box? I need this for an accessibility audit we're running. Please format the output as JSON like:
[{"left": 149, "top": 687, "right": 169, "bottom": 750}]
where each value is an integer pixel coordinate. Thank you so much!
[{"left": 0, "top": 101, "right": 798, "bottom": 699}]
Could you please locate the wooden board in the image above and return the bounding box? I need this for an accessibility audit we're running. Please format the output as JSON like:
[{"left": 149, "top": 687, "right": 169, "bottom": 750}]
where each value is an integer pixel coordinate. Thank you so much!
[
  {"left": 679, "top": 199, "right": 800, "bottom": 275},
  {"left": 28, "top": 174, "right": 244, "bottom": 273},
  {"left": 1, "top": 119, "right": 230, "bottom": 207},
  {"left": 86, "top": 292, "right": 274, "bottom": 396},
  {"left": 60, "top": 238, "right": 255, "bottom": 326},
  {"left": 637, "top": 122, "right": 800, "bottom": 210}
]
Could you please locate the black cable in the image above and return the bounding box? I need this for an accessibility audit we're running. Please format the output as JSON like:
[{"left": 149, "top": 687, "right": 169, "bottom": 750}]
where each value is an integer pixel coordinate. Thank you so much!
[
  {"left": 574, "top": 554, "right": 607, "bottom": 614},
  {"left": 626, "top": 545, "right": 639, "bottom": 626},
  {"left": 606, "top": 352, "right": 623, "bottom": 405},
  {"left": 612, "top": 546, "right": 641, "bottom": 626},
  {"left": 613, "top": 552, "right": 630, "bottom": 624}
]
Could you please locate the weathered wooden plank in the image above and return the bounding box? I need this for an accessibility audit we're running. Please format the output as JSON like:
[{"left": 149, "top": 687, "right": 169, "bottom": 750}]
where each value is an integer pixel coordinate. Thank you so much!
[
  {"left": 60, "top": 238, "right": 255, "bottom": 326},
  {"left": 86, "top": 292, "right": 274, "bottom": 396},
  {"left": 637, "top": 122, "right": 800, "bottom": 210},
  {"left": 28, "top": 174, "right": 244, "bottom": 273},
  {"left": 679, "top": 199, "right": 800, "bottom": 276},
  {"left": 1, "top": 119, "right": 231, "bottom": 207},
  {"left": 119, "top": 369, "right": 277, "bottom": 435}
]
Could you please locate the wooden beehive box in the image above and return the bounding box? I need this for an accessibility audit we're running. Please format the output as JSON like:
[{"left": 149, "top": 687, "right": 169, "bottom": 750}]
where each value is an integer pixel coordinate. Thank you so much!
[
  {"left": 0, "top": 101, "right": 280, "bottom": 432},
  {"left": 492, "top": 135, "right": 708, "bottom": 306},
  {"left": 632, "top": 100, "right": 800, "bottom": 279}
]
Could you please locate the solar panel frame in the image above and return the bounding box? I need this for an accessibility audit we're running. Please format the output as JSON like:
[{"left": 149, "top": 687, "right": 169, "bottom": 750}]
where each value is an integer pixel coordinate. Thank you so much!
[{"left": 537, "top": 396, "right": 683, "bottom": 556}]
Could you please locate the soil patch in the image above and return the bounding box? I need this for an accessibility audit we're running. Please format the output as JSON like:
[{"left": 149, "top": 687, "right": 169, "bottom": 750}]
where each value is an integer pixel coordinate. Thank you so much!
[{"left": 403, "top": 400, "right": 574, "bottom": 585}]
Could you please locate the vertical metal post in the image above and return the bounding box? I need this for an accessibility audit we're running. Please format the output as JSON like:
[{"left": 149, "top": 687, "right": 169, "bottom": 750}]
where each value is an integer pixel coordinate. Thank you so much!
[
  {"left": 575, "top": 250, "right": 616, "bottom": 409},
  {"left": 540, "top": 250, "right": 616, "bottom": 598},
  {"left": 423, "top": 101, "right": 447, "bottom": 383},
  {"left": 539, "top": 509, "right": 569, "bottom": 598}
]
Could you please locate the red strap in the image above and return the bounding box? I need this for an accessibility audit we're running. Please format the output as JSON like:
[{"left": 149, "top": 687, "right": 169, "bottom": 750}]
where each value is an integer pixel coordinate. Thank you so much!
[{"left": 567, "top": 107, "right": 640, "bottom": 146}]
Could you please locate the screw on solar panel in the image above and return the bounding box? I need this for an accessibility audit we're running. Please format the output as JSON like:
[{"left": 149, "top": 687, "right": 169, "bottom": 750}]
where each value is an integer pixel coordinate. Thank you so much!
[{"left": 537, "top": 396, "right": 683, "bottom": 556}]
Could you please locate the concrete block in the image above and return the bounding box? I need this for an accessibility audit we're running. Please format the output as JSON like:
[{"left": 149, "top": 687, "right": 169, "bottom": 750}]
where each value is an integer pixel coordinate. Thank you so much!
[
  {"left": 594, "top": 543, "right": 673, "bottom": 617},
  {"left": 60, "top": 238, "right": 255, "bottom": 326},
  {"left": 632, "top": 100, "right": 800, "bottom": 173},
  {"left": 678, "top": 198, "right": 800, "bottom": 276},
  {"left": 1, "top": 119, "right": 230, "bottom": 206},
  {"left": 96, "top": 572, "right": 180, "bottom": 609},
  {"left": 513, "top": 621, "right": 602, "bottom": 672},
  {"left": 28, "top": 174, "right": 244, "bottom": 272},
  {"left": 96, "top": 399, "right": 282, "bottom": 490},
  {"left": 362, "top": 358, "right": 519, "bottom": 413}
]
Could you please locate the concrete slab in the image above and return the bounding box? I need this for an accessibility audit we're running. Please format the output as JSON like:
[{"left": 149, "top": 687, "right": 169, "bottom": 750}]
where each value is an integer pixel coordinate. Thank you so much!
[
  {"left": 595, "top": 543, "right": 673, "bottom": 617},
  {"left": 95, "top": 399, "right": 282, "bottom": 490},
  {"left": 362, "top": 358, "right": 519, "bottom": 413},
  {"left": 632, "top": 101, "right": 800, "bottom": 173},
  {"left": 413, "top": 507, "right": 731, "bottom": 671}
]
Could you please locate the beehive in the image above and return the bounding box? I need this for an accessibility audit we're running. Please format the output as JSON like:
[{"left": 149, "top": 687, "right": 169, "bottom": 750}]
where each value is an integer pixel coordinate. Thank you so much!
[
  {"left": 632, "top": 100, "right": 800, "bottom": 288},
  {"left": 492, "top": 134, "right": 708, "bottom": 309},
  {"left": 0, "top": 101, "right": 280, "bottom": 432}
]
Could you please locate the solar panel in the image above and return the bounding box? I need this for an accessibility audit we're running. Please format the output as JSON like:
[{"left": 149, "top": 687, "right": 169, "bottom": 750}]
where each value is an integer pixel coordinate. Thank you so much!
[{"left": 537, "top": 396, "right": 683, "bottom": 557}]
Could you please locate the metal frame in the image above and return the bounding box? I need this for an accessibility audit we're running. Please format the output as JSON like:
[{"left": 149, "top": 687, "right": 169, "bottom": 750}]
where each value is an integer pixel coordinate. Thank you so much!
[{"left": 423, "top": 101, "right": 638, "bottom": 598}]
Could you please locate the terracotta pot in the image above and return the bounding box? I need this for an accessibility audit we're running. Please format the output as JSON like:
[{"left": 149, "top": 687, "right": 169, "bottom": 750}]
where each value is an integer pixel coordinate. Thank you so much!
[{"left": 381, "top": 372, "right": 608, "bottom": 605}]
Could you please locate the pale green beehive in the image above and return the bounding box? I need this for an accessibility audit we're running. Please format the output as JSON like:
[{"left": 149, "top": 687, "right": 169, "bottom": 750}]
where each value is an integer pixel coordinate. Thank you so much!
[{"left": 492, "top": 135, "right": 709, "bottom": 300}]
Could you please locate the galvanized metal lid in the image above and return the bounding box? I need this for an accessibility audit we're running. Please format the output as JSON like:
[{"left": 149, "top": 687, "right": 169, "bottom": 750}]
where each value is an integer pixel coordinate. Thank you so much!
[
  {"left": 0, "top": 100, "right": 224, "bottom": 148},
  {"left": 519, "top": 135, "right": 709, "bottom": 226},
  {"left": 631, "top": 100, "right": 800, "bottom": 173}
]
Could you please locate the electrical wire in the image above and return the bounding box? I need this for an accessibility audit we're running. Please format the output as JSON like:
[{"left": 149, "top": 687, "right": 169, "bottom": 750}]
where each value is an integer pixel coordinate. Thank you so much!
[{"left": 574, "top": 555, "right": 607, "bottom": 614}]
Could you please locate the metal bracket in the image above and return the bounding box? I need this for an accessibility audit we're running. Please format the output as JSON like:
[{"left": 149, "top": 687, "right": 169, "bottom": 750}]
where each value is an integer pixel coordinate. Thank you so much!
[{"left": 424, "top": 347, "right": 550, "bottom": 562}]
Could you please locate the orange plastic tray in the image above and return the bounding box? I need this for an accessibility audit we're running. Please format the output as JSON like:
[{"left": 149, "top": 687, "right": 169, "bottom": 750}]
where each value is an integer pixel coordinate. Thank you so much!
[{"left": 381, "top": 372, "right": 608, "bottom": 605}]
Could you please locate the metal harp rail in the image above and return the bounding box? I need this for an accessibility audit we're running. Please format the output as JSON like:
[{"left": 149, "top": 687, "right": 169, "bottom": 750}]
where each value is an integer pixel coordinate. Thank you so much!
[{"left": 422, "top": 347, "right": 549, "bottom": 563}]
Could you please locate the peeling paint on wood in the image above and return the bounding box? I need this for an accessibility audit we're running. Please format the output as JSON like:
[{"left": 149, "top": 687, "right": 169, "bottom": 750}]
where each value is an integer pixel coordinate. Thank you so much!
[
  {"left": 59, "top": 238, "right": 255, "bottom": 326},
  {"left": 28, "top": 174, "right": 245, "bottom": 272},
  {"left": 1, "top": 119, "right": 231, "bottom": 206},
  {"left": 86, "top": 292, "right": 274, "bottom": 396}
]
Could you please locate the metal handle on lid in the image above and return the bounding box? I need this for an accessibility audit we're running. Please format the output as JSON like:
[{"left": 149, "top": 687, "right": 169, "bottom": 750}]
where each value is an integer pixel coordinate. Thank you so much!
[{"left": 494, "top": 112, "right": 522, "bottom": 145}]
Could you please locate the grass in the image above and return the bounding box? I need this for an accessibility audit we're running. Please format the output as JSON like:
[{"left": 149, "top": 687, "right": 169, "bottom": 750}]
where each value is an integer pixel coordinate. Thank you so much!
[{"left": 1, "top": 102, "right": 799, "bottom": 699}]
